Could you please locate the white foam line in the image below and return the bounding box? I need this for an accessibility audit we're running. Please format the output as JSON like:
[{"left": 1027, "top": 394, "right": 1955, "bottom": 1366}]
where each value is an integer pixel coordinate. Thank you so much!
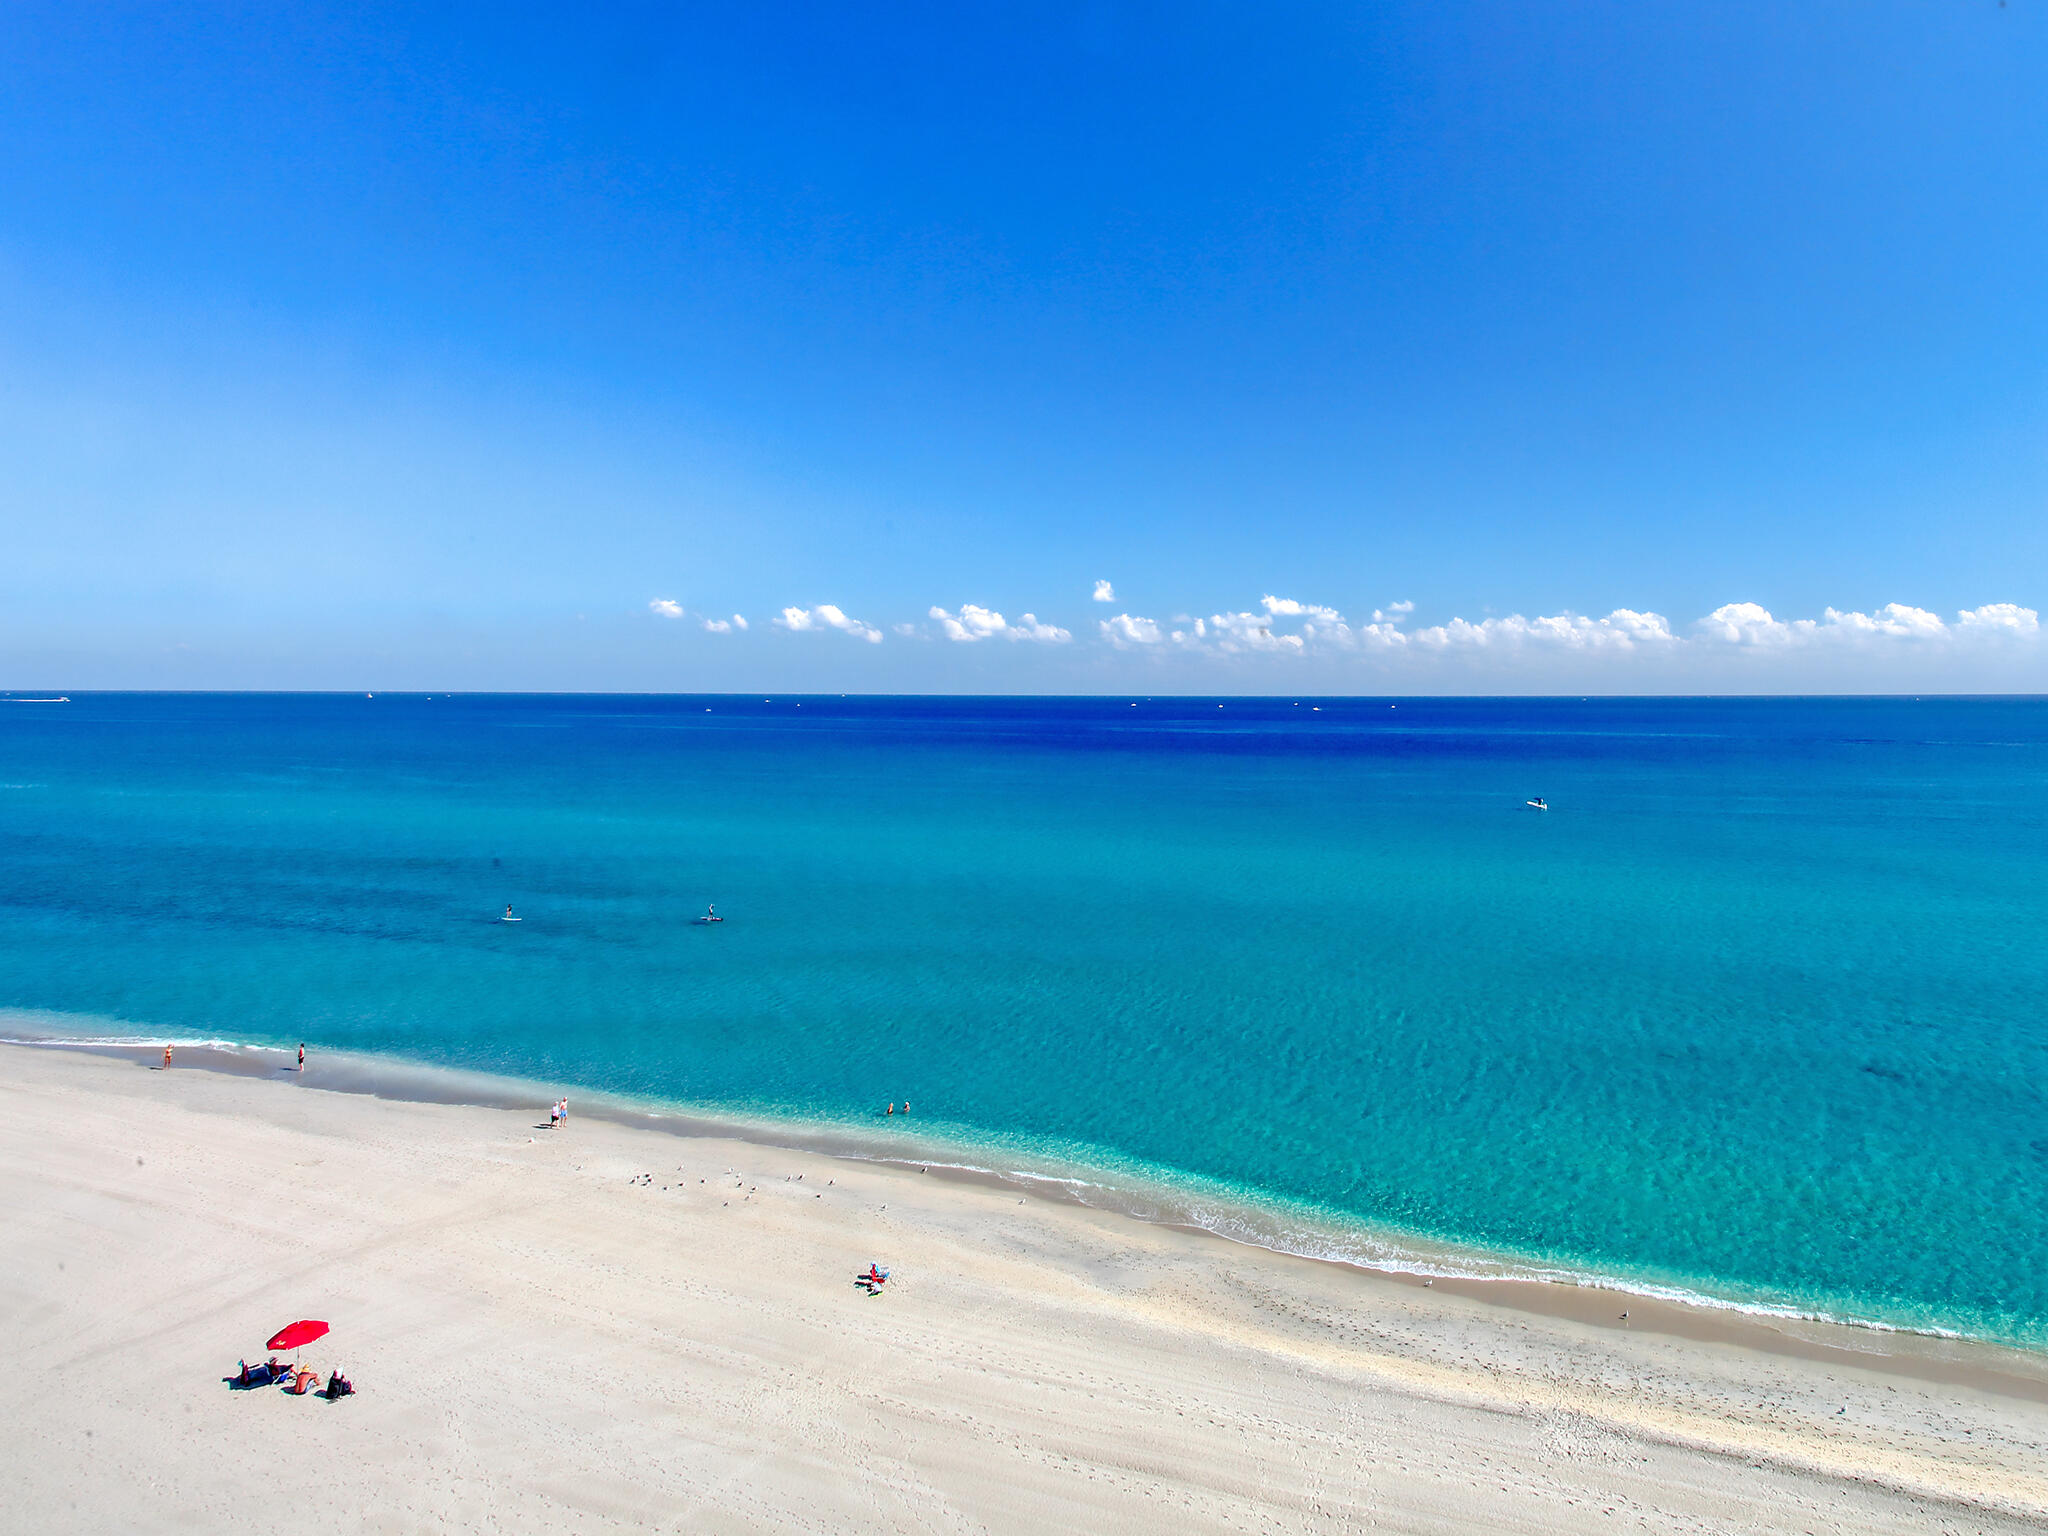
[
  {"left": 0, "top": 1024, "right": 2002, "bottom": 1348},
  {"left": 2, "top": 1033, "right": 256, "bottom": 1052},
  {"left": 827, "top": 1148, "right": 1980, "bottom": 1341},
  {"left": 1134, "top": 1213, "right": 1975, "bottom": 1341}
]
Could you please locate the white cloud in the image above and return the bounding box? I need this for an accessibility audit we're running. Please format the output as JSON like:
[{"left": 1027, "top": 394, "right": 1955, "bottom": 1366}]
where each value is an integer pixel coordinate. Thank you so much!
[
  {"left": 1100, "top": 612, "right": 1164, "bottom": 647},
  {"left": 1354, "top": 619, "right": 1410, "bottom": 648},
  {"left": 930, "top": 603, "right": 1007, "bottom": 642},
  {"left": 735, "top": 588, "right": 2037, "bottom": 683},
  {"left": 1093, "top": 579, "right": 1116, "bottom": 603},
  {"left": 1693, "top": 601, "right": 2037, "bottom": 649},
  {"left": 1208, "top": 611, "right": 1305, "bottom": 652},
  {"left": 1822, "top": 603, "right": 1946, "bottom": 639},
  {"left": 1086, "top": 593, "right": 2039, "bottom": 670},
  {"left": 649, "top": 599, "right": 684, "bottom": 620},
  {"left": 701, "top": 617, "right": 732, "bottom": 634},
  {"left": 1010, "top": 613, "right": 1072, "bottom": 643},
  {"left": 1261, "top": 595, "right": 1346, "bottom": 624},
  {"left": 929, "top": 604, "right": 1073, "bottom": 644},
  {"left": 777, "top": 604, "right": 882, "bottom": 643},
  {"left": 1414, "top": 609, "right": 1677, "bottom": 651},
  {"left": 1695, "top": 602, "right": 1784, "bottom": 645},
  {"left": 1066, "top": 589, "right": 2039, "bottom": 686},
  {"left": 1956, "top": 603, "right": 2038, "bottom": 634}
]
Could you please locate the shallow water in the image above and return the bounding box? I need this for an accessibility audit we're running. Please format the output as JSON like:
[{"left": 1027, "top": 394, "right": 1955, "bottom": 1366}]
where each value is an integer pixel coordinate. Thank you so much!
[{"left": 3, "top": 692, "right": 2044, "bottom": 1343}]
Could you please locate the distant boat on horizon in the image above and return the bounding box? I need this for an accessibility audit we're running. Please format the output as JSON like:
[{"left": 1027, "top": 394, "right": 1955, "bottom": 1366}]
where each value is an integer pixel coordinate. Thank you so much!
[{"left": 3, "top": 696, "right": 70, "bottom": 703}]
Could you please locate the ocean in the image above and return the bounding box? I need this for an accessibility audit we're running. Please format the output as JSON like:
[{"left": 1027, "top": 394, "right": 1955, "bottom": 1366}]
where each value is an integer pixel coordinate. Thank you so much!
[{"left": 3, "top": 692, "right": 2045, "bottom": 1344}]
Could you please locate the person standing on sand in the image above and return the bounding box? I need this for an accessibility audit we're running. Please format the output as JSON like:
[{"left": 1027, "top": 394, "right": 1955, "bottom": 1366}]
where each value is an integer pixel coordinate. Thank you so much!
[
  {"left": 559, "top": 1097, "right": 568, "bottom": 1126},
  {"left": 162, "top": 1045, "right": 172, "bottom": 1069},
  {"left": 297, "top": 1043, "right": 305, "bottom": 1072},
  {"left": 550, "top": 1101, "right": 560, "bottom": 1129}
]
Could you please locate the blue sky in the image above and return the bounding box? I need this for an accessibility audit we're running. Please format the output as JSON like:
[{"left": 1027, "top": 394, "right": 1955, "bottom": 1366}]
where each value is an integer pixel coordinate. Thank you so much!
[{"left": 1, "top": 1, "right": 2042, "bottom": 691}]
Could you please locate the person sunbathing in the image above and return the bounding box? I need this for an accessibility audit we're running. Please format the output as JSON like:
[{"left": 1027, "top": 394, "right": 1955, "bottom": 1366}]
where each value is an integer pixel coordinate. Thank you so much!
[
  {"left": 282, "top": 1367, "right": 319, "bottom": 1395},
  {"left": 322, "top": 1370, "right": 354, "bottom": 1400},
  {"left": 234, "top": 1357, "right": 283, "bottom": 1386}
]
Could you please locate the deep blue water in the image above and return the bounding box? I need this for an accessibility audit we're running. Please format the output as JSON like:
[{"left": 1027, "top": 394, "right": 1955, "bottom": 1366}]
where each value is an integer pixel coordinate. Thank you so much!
[{"left": 4, "top": 693, "right": 2046, "bottom": 1342}]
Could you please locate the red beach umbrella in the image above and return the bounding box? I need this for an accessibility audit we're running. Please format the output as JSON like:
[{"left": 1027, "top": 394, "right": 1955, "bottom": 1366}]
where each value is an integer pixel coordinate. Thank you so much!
[{"left": 266, "top": 1319, "right": 329, "bottom": 1369}]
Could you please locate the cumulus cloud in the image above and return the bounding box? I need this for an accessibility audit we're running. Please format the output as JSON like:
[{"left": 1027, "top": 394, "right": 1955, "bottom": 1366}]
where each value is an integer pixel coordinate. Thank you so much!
[
  {"left": 929, "top": 603, "right": 1006, "bottom": 642},
  {"left": 1694, "top": 602, "right": 1782, "bottom": 645},
  {"left": 1414, "top": 609, "right": 1678, "bottom": 651},
  {"left": 1261, "top": 595, "right": 1346, "bottom": 624},
  {"left": 649, "top": 599, "right": 685, "bottom": 619},
  {"left": 1208, "top": 610, "right": 1305, "bottom": 652},
  {"left": 1009, "top": 613, "right": 1071, "bottom": 642},
  {"left": 1100, "top": 612, "right": 1164, "bottom": 647},
  {"left": 1823, "top": 603, "right": 1946, "bottom": 639},
  {"left": 777, "top": 604, "right": 882, "bottom": 643},
  {"left": 1696, "top": 601, "right": 1950, "bottom": 645},
  {"left": 701, "top": 614, "right": 747, "bottom": 634},
  {"left": 929, "top": 604, "right": 1073, "bottom": 644},
  {"left": 1093, "top": 579, "right": 1116, "bottom": 603},
  {"left": 1692, "top": 601, "right": 2037, "bottom": 648},
  {"left": 1071, "top": 589, "right": 2039, "bottom": 686},
  {"left": 1956, "top": 603, "right": 2039, "bottom": 633}
]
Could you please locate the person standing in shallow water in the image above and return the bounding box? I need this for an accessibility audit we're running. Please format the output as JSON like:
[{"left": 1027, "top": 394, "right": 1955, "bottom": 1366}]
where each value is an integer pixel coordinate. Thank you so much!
[{"left": 162, "top": 1045, "right": 172, "bottom": 1069}]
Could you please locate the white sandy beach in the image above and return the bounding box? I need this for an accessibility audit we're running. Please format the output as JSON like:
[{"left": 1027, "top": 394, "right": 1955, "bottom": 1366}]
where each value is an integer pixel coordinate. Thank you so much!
[{"left": 4, "top": 1044, "right": 2046, "bottom": 1534}]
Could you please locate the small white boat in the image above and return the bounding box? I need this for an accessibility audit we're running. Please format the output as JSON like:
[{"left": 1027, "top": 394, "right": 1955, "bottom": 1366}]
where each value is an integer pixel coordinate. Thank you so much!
[{"left": 1525, "top": 797, "right": 1548, "bottom": 810}]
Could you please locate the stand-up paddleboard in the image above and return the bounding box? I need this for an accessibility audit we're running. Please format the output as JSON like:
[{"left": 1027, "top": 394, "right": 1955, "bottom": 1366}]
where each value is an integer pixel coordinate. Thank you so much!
[
  {"left": 1526, "top": 797, "right": 1549, "bottom": 810},
  {"left": 502, "top": 905, "right": 522, "bottom": 922}
]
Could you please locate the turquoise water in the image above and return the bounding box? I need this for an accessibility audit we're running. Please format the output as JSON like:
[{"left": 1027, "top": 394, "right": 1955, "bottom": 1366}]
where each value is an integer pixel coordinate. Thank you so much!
[{"left": 3, "top": 693, "right": 2046, "bottom": 1342}]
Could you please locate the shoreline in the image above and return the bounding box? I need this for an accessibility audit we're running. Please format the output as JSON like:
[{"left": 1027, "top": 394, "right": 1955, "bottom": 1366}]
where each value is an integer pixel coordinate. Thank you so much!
[
  {"left": 8, "top": 1040, "right": 2048, "bottom": 1531},
  {"left": 11, "top": 1030, "right": 2047, "bottom": 1406}
]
